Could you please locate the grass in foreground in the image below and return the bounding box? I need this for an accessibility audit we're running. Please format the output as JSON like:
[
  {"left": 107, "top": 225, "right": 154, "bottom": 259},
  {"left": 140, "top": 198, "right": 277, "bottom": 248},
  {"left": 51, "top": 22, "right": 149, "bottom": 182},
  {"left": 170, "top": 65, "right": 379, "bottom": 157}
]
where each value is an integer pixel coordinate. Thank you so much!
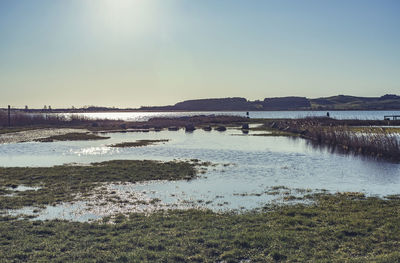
[
  {"left": 1, "top": 193, "right": 400, "bottom": 262},
  {"left": 0, "top": 160, "right": 198, "bottom": 209},
  {"left": 34, "top": 132, "right": 110, "bottom": 142},
  {"left": 108, "top": 139, "right": 169, "bottom": 148}
]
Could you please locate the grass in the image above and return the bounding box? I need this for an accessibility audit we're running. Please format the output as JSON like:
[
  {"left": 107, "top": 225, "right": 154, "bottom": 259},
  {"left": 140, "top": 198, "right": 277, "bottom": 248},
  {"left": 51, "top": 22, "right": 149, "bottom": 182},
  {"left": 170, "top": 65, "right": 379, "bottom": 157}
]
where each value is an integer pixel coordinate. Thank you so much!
[
  {"left": 34, "top": 132, "right": 110, "bottom": 142},
  {"left": 0, "top": 160, "right": 199, "bottom": 209},
  {"left": 1, "top": 193, "right": 400, "bottom": 262},
  {"left": 108, "top": 140, "right": 169, "bottom": 148}
]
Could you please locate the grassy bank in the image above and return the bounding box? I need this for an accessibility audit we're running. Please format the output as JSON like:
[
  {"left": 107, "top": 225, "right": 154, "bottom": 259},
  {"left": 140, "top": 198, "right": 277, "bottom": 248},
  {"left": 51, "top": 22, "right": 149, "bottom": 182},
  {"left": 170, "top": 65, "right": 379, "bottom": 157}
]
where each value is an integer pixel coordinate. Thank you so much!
[
  {"left": 0, "top": 160, "right": 199, "bottom": 209},
  {"left": 1, "top": 193, "right": 400, "bottom": 262}
]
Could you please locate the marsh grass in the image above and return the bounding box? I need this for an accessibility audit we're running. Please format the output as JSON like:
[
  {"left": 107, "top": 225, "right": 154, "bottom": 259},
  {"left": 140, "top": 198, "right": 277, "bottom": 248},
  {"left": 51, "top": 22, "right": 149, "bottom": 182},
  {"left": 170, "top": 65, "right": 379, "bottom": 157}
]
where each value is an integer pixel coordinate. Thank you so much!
[
  {"left": 263, "top": 118, "right": 400, "bottom": 162},
  {"left": 306, "top": 126, "right": 400, "bottom": 161},
  {"left": 0, "top": 111, "right": 95, "bottom": 127},
  {"left": 1, "top": 193, "right": 400, "bottom": 262},
  {"left": 0, "top": 160, "right": 198, "bottom": 209},
  {"left": 108, "top": 140, "right": 169, "bottom": 148}
]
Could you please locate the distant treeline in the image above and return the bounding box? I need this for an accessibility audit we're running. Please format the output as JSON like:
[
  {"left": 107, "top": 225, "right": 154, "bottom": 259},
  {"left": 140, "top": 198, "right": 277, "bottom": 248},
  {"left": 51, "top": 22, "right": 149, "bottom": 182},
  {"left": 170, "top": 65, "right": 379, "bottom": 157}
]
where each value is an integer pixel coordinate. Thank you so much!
[{"left": 2, "top": 94, "right": 400, "bottom": 112}]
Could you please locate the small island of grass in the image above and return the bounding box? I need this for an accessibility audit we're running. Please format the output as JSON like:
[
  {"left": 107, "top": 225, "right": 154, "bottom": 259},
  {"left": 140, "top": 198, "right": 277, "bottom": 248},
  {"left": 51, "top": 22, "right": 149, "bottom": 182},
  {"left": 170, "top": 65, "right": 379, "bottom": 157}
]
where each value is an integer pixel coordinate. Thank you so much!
[
  {"left": 34, "top": 132, "right": 109, "bottom": 142},
  {"left": 108, "top": 139, "right": 169, "bottom": 148}
]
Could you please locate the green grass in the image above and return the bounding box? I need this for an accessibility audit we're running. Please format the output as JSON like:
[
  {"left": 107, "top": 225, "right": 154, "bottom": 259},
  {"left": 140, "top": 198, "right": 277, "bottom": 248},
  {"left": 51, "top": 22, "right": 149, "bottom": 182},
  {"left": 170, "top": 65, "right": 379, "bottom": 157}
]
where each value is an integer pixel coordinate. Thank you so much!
[
  {"left": 0, "top": 160, "right": 198, "bottom": 209},
  {"left": 34, "top": 132, "right": 109, "bottom": 142},
  {"left": 108, "top": 139, "right": 169, "bottom": 148},
  {"left": 1, "top": 193, "right": 400, "bottom": 262}
]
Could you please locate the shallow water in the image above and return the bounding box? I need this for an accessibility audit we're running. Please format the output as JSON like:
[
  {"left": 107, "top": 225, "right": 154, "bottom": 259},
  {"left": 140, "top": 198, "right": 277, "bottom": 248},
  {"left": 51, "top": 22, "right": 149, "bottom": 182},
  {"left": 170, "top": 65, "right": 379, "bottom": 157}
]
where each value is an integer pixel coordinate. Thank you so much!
[
  {"left": 59, "top": 110, "right": 400, "bottom": 121},
  {"left": 2, "top": 128, "right": 400, "bottom": 220}
]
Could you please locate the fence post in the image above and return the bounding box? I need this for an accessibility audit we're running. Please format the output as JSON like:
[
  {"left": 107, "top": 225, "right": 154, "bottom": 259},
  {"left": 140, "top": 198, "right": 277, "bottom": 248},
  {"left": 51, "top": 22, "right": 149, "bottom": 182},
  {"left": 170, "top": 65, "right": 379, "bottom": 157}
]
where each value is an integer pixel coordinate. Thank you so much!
[{"left": 8, "top": 105, "right": 11, "bottom": 127}]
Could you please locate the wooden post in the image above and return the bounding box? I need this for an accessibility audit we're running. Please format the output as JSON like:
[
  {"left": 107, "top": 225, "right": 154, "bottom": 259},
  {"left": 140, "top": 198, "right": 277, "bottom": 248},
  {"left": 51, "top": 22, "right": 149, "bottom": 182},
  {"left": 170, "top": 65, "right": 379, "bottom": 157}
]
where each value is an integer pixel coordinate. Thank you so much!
[{"left": 8, "top": 105, "right": 11, "bottom": 127}]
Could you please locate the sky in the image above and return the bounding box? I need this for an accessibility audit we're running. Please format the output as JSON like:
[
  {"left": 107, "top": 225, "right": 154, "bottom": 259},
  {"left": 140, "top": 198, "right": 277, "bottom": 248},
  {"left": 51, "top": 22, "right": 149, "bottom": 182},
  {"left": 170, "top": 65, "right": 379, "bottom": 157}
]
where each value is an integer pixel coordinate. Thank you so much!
[{"left": 0, "top": 0, "right": 399, "bottom": 108}]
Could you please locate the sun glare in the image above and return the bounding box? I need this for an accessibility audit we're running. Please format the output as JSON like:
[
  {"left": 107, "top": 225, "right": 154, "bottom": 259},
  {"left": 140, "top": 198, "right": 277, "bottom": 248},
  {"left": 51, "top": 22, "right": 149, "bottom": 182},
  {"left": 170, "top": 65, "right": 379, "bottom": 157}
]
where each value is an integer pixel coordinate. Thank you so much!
[{"left": 89, "top": 0, "right": 157, "bottom": 37}]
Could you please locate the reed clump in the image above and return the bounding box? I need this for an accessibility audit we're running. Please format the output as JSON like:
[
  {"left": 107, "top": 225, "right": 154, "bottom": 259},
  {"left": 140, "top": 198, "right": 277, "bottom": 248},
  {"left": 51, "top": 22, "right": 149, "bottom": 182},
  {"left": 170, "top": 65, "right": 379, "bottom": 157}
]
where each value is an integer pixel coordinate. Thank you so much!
[{"left": 266, "top": 118, "right": 400, "bottom": 162}]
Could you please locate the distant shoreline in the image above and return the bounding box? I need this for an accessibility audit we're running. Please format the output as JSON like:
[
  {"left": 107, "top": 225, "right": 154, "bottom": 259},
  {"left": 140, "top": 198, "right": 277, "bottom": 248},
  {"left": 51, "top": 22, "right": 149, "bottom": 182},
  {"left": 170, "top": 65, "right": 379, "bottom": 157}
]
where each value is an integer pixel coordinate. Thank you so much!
[{"left": 3, "top": 94, "right": 400, "bottom": 112}]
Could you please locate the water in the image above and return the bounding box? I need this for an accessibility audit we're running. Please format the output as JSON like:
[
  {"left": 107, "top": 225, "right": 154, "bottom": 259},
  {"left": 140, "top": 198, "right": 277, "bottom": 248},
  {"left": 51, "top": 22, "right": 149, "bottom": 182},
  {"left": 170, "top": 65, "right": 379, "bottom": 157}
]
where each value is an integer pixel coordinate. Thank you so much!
[
  {"left": 59, "top": 110, "right": 400, "bottom": 121},
  {"left": 1, "top": 128, "right": 400, "bottom": 220}
]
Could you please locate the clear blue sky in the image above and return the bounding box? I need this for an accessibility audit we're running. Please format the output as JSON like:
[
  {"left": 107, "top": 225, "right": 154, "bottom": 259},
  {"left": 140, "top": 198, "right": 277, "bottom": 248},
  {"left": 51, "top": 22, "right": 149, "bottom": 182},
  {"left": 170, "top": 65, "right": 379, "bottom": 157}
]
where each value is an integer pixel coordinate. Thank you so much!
[{"left": 0, "top": 0, "right": 399, "bottom": 108}]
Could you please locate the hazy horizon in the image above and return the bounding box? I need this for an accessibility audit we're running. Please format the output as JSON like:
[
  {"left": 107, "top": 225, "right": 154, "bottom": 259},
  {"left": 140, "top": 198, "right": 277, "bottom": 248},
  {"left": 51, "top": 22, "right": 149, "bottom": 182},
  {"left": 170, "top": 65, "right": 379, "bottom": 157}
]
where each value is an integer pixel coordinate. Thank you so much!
[{"left": 1, "top": 0, "right": 399, "bottom": 108}]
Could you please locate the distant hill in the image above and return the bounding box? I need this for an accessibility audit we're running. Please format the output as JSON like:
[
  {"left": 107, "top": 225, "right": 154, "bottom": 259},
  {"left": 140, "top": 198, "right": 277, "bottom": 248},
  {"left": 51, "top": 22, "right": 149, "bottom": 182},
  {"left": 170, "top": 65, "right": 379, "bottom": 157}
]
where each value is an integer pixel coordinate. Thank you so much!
[
  {"left": 139, "top": 94, "right": 400, "bottom": 111},
  {"left": 310, "top": 94, "right": 400, "bottom": 110}
]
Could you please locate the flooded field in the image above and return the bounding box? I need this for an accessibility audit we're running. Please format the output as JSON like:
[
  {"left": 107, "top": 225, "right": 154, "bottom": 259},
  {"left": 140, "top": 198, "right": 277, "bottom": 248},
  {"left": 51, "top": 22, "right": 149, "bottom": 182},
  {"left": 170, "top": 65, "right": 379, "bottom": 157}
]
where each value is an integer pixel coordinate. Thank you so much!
[{"left": 1, "top": 127, "right": 400, "bottom": 221}]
